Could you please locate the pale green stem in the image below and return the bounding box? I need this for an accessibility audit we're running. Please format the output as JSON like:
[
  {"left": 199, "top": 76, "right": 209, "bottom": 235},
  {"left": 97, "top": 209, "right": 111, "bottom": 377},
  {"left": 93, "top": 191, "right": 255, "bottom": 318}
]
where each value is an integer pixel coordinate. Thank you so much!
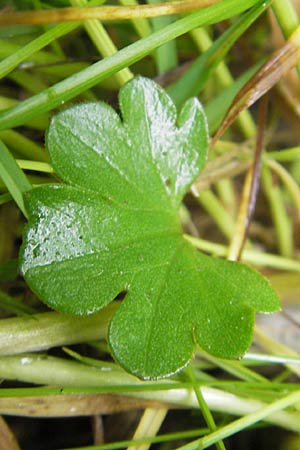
[
  {"left": 262, "top": 167, "right": 294, "bottom": 258},
  {"left": 0, "top": 0, "right": 263, "bottom": 131},
  {"left": 0, "top": 130, "right": 47, "bottom": 162},
  {"left": 267, "top": 147, "right": 300, "bottom": 162},
  {"left": 0, "top": 354, "right": 300, "bottom": 431},
  {"left": 272, "top": 0, "right": 299, "bottom": 210},
  {"left": 265, "top": 158, "right": 300, "bottom": 222},
  {"left": 9, "top": 71, "right": 48, "bottom": 94},
  {"left": 0, "top": 96, "right": 48, "bottom": 131},
  {"left": 0, "top": 305, "right": 117, "bottom": 356},
  {"left": 17, "top": 160, "right": 53, "bottom": 173},
  {"left": 0, "top": 0, "right": 110, "bottom": 80},
  {"left": 176, "top": 390, "right": 300, "bottom": 450},
  {"left": 70, "top": 0, "right": 133, "bottom": 86},
  {"left": 185, "top": 235, "right": 300, "bottom": 271},
  {"left": 118, "top": 0, "right": 152, "bottom": 38},
  {"left": 215, "top": 179, "right": 237, "bottom": 218},
  {"left": 189, "top": 26, "right": 255, "bottom": 217},
  {"left": 0, "top": 95, "right": 17, "bottom": 110},
  {"left": 197, "top": 189, "right": 236, "bottom": 240},
  {"left": 272, "top": 0, "right": 299, "bottom": 38},
  {"left": 188, "top": 367, "right": 227, "bottom": 450},
  {"left": 146, "top": 0, "right": 178, "bottom": 74},
  {"left": 128, "top": 408, "right": 168, "bottom": 450},
  {"left": 0, "top": 22, "right": 79, "bottom": 81},
  {"left": 190, "top": 27, "right": 256, "bottom": 139}
]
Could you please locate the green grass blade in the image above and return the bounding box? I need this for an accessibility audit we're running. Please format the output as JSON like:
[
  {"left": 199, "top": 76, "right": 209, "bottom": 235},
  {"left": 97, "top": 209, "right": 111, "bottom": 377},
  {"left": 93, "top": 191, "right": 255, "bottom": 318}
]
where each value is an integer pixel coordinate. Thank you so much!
[
  {"left": 167, "top": 1, "right": 272, "bottom": 107},
  {"left": 205, "top": 60, "right": 265, "bottom": 133},
  {"left": 0, "top": 130, "right": 47, "bottom": 162},
  {"left": 176, "top": 390, "right": 300, "bottom": 450},
  {"left": 0, "top": 290, "right": 36, "bottom": 316},
  {"left": 0, "top": 22, "right": 79, "bottom": 80},
  {"left": 147, "top": 0, "right": 178, "bottom": 74},
  {"left": 0, "top": 0, "right": 265, "bottom": 131},
  {"left": 0, "top": 139, "right": 32, "bottom": 216}
]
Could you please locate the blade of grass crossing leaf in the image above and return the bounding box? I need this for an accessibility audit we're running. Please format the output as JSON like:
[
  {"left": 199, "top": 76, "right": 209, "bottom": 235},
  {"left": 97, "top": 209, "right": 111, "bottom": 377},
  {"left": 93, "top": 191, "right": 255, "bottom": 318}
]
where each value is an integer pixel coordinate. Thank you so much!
[
  {"left": 0, "top": 0, "right": 267, "bottom": 130},
  {"left": 0, "top": 139, "right": 31, "bottom": 217},
  {"left": 167, "top": 1, "right": 272, "bottom": 107}
]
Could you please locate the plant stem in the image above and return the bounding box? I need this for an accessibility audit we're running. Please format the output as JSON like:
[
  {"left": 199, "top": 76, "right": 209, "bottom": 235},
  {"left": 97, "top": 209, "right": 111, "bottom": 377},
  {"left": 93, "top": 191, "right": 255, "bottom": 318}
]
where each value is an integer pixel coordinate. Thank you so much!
[
  {"left": 146, "top": 0, "right": 178, "bottom": 74},
  {"left": 0, "top": 139, "right": 32, "bottom": 217},
  {"left": 118, "top": 0, "right": 152, "bottom": 38},
  {"left": 0, "top": 305, "right": 117, "bottom": 356},
  {"left": 185, "top": 235, "right": 300, "bottom": 271},
  {"left": 0, "top": 354, "right": 300, "bottom": 431},
  {"left": 190, "top": 26, "right": 256, "bottom": 139},
  {"left": 70, "top": 0, "right": 133, "bottom": 86},
  {"left": 262, "top": 167, "right": 293, "bottom": 258},
  {"left": 176, "top": 389, "right": 300, "bottom": 449},
  {"left": 188, "top": 367, "right": 227, "bottom": 450},
  {"left": 272, "top": 0, "right": 299, "bottom": 38},
  {"left": 197, "top": 189, "right": 235, "bottom": 240}
]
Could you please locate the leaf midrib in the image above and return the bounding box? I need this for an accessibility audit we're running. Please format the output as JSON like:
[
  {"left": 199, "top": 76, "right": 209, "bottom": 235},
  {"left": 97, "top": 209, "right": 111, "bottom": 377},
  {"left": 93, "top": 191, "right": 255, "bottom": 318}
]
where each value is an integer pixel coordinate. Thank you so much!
[{"left": 56, "top": 119, "right": 172, "bottom": 212}]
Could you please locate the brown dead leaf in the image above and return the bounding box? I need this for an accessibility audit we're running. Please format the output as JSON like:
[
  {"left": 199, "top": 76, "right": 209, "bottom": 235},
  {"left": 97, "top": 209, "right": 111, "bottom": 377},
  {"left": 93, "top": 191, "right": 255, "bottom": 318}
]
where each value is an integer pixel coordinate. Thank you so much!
[
  {"left": 0, "top": 416, "right": 21, "bottom": 450},
  {"left": 211, "top": 26, "right": 300, "bottom": 147}
]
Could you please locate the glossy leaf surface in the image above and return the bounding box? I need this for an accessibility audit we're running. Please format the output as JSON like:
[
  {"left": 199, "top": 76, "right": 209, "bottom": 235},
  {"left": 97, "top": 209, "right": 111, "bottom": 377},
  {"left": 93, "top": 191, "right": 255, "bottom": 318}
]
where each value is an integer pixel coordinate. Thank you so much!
[{"left": 20, "top": 77, "right": 280, "bottom": 379}]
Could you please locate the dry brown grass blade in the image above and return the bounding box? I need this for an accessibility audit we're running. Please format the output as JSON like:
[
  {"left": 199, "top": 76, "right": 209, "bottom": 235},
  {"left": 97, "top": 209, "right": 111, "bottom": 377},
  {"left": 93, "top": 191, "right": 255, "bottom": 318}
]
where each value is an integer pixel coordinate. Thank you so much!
[
  {"left": 0, "top": 394, "right": 170, "bottom": 417},
  {"left": 0, "top": 416, "right": 21, "bottom": 450},
  {"left": 211, "top": 26, "right": 300, "bottom": 147},
  {"left": 0, "top": 0, "right": 221, "bottom": 26},
  {"left": 228, "top": 95, "right": 268, "bottom": 261},
  {"left": 192, "top": 148, "right": 251, "bottom": 192}
]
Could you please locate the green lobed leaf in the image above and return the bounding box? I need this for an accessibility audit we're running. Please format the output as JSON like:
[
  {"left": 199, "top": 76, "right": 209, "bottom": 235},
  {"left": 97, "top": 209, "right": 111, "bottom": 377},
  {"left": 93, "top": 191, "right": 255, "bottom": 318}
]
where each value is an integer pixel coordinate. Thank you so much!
[{"left": 20, "top": 76, "right": 280, "bottom": 379}]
